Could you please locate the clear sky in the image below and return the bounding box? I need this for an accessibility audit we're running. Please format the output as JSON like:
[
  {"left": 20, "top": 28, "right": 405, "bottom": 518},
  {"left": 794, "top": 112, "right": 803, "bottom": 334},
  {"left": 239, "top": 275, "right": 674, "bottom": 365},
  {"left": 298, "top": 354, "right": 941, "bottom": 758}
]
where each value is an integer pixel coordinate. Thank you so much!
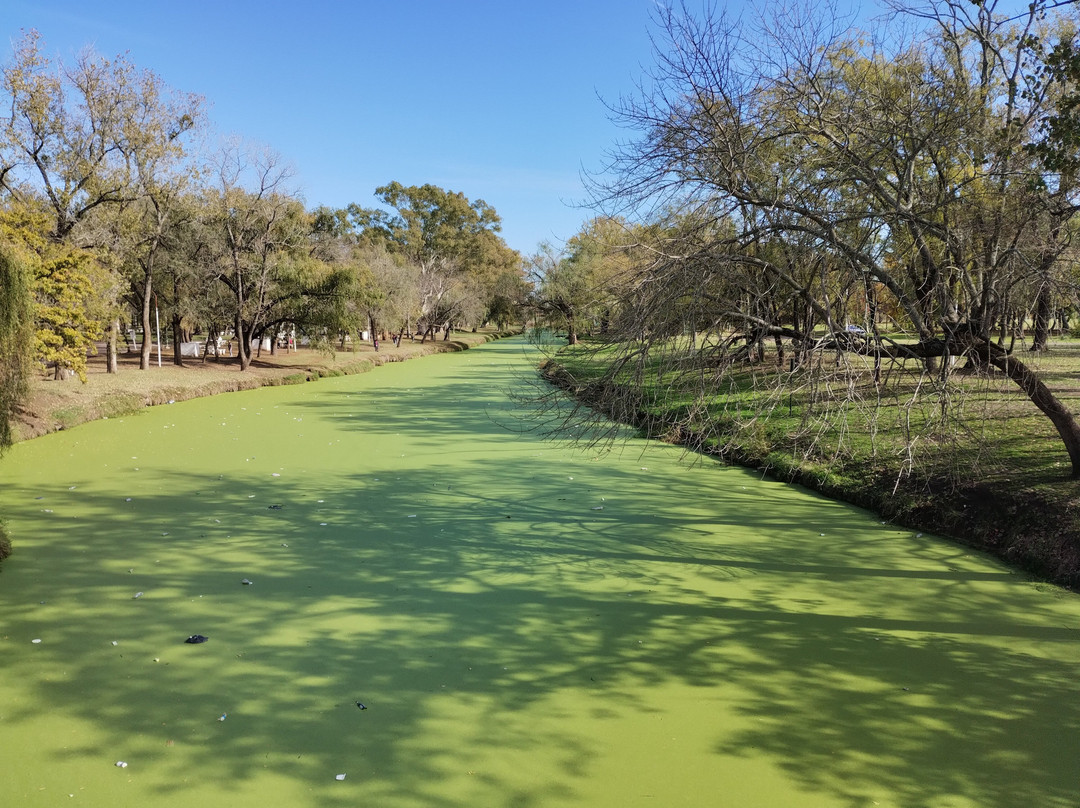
[{"left": 1, "top": 0, "right": 662, "bottom": 257}]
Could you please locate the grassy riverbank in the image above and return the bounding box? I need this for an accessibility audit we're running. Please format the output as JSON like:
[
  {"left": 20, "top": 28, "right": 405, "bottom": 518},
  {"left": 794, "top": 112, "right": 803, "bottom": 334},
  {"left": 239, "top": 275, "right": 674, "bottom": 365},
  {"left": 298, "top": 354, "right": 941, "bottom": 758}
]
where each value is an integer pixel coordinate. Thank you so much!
[
  {"left": 12, "top": 330, "right": 513, "bottom": 443},
  {"left": 541, "top": 337, "right": 1080, "bottom": 589}
]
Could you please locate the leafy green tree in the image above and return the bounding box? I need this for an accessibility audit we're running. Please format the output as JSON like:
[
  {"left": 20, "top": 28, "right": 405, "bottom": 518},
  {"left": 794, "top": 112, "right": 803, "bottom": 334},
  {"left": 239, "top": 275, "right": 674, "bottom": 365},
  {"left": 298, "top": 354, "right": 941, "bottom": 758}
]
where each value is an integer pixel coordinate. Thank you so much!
[
  {"left": 352, "top": 244, "right": 415, "bottom": 341},
  {"left": 485, "top": 266, "right": 531, "bottom": 330},
  {"left": 1, "top": 30, "right": 202, "bottom": 373},
  {"left": 528, "top": 242, "right": 592, "bottom": 345},
  {"left": 529, "top": 219, "right": 631, "bottom": 344},
  {"left": 0, "top": 30, "right": 200, "bottom": 241},
  {"left": 32, "top": 245, "right": 110, "bottom": 381},
  {"left": 1, "top": 198, "right": 113, "bottom": 381},
  {"left": 198, "top": 146, "right": 362, "bottom": 366},
  {"left": 350, "top": 182, "right": 519, "bottom": 338}
]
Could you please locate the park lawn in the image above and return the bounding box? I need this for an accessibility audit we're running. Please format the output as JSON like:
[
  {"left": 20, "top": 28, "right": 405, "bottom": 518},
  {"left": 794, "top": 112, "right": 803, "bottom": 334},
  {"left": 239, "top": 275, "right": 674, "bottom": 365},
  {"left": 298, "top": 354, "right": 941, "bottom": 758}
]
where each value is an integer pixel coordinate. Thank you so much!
[{"left": 543, "top": 335, "right": 1080, "bottom": 588}]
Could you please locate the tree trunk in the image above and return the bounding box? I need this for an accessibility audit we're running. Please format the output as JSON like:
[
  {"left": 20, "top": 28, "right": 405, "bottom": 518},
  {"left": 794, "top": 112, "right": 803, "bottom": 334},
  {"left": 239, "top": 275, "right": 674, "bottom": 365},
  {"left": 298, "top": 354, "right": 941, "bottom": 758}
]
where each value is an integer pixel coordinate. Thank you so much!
[
  {"left": 140, "top": 276, "right": 153, "bottom": 370},
  {"left": 984, "top": 345, "right": 1080, "bottom": 476},
  {"left": 236, "top": 313, "right": 251, "bottom": 370},
  {"left": 171, "top": 312, "right": 184, "bottom": 366},
  {"left": 1031, "top": 284, "right": 1052, "bottom": 352},
  {"left": 106, "top": 318, "right": 119, "bottom": 374}
]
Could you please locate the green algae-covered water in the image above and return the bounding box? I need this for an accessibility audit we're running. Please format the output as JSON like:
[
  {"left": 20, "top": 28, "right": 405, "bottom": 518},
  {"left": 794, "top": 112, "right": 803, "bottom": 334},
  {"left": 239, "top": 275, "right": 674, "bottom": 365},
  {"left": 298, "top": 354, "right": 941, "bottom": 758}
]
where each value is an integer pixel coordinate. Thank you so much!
[{"left": 1, "top": 337, "right": 1079, "bottom": 807}]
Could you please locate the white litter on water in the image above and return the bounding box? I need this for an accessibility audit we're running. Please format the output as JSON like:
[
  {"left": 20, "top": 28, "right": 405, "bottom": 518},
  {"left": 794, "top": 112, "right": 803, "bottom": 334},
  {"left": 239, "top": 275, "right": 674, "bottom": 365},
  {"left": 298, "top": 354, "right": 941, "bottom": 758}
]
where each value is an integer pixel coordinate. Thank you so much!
[
  {"left": 272, "top": 473, "right": 281, "bottom": 477},
  {"left": 115, "top": 761, "right": 128, "bottom": 768},
  {"left": 31, "top": 638, "right": 41, "bottom": 643},
  {"left": 335, "top": 774, "right": 346, "bottom": 781},
  {"left": 133, "top": 592, "right": 144, "bottom": 599}
]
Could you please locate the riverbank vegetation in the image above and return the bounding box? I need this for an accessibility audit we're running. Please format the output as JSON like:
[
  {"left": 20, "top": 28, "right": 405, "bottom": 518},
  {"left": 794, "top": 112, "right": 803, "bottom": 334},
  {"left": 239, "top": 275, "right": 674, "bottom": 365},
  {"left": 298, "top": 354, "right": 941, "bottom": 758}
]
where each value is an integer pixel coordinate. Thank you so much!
[
  {"left": 13, "top": 327, "right": 511, "bottom": 443},
  {"left": 0, "top": 31, "right": 529, "bottom": 451},
  {"left": 538, "top": 335, "right": 1080, "bottom": 586},
  {"left": 527, "top": 0, "right": 1080, "bottom": 586}
]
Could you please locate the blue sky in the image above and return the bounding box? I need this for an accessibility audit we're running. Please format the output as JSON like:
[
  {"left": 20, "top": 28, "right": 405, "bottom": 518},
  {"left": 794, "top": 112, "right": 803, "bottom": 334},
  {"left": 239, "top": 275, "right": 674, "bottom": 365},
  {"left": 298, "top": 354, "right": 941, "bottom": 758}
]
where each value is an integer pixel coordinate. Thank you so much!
[{"left": 1, "top": 0, "right": 661, "bottom": 256}]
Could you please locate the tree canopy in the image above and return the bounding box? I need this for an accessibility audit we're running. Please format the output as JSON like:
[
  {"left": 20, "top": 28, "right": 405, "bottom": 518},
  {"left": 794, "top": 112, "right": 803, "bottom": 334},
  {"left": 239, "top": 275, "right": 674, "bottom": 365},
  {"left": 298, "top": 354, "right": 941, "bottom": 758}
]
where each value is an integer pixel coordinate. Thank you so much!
[{"left": 0, "top": 27, "right": 526, "bottom": 427}]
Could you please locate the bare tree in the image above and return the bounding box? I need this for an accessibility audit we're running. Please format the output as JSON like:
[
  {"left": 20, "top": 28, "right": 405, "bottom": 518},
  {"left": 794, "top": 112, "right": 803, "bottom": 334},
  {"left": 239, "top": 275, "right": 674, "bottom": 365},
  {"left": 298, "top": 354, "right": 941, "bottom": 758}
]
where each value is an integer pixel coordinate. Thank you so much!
[{"left": 583, "top": 0, "right": 1080, "bottom": 476}]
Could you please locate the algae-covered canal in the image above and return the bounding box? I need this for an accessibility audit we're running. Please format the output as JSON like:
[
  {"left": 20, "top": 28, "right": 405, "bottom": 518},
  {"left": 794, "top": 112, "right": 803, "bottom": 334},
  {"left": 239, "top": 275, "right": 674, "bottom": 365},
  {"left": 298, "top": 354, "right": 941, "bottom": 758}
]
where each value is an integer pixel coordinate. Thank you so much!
[{"left": 1, "top": 337, "right": 1079, "bottom": 808}]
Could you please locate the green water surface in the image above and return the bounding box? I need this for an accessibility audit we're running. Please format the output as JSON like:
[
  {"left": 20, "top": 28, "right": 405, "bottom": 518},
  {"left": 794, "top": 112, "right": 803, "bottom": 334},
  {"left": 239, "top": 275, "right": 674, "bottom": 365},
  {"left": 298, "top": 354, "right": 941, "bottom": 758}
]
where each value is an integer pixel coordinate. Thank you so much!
[{"left": 1, "top": 337, "right": 1078, "bottom": 807}]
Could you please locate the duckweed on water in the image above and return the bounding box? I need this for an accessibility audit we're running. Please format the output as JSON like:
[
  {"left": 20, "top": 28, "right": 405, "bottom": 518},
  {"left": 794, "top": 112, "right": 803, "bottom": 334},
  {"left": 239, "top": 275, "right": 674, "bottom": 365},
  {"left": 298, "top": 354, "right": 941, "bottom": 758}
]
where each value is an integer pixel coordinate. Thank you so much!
[{"left": 0, "top": 337, "right": 1078, "bottom": 807}]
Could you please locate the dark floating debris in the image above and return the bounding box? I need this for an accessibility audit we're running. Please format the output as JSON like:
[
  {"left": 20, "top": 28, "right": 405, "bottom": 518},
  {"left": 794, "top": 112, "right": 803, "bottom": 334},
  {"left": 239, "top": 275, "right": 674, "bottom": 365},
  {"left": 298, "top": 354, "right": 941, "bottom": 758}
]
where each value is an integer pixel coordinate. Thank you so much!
[
  {"left": 356, "top": 702, "right": 367, "bottom": 710},
  {"left": 268, "top": 504, "right": 283, "bottom": 510},
  {"left": 241, "top": 578, "right": 253, "bottom": 585},
  {"left": 185, "top": 634, "right": 209, "bottom": 644}
]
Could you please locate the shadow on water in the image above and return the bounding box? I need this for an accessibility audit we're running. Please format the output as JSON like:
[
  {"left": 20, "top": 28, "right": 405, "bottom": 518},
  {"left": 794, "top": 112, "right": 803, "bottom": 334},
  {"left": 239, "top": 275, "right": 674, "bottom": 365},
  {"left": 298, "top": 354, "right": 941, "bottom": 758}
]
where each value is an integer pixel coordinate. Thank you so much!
[{"left": 0, "top": 336, "right": 1078, "bottom": 807}]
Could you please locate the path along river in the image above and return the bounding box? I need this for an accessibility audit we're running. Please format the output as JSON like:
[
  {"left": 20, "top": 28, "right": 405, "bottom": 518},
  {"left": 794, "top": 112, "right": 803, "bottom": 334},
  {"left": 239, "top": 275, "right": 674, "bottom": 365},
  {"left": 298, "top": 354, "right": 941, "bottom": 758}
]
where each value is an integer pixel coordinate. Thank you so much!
[{"left": 1, "top": 336, "right": 1078, "bottom": 808}]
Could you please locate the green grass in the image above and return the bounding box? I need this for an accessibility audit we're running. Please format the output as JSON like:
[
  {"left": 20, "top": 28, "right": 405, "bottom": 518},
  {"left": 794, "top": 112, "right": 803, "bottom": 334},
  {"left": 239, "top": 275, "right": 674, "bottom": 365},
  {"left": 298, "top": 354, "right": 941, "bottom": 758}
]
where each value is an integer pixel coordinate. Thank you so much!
[{"left": 545, "top": 335, "right": 1080, "bottom": 586}]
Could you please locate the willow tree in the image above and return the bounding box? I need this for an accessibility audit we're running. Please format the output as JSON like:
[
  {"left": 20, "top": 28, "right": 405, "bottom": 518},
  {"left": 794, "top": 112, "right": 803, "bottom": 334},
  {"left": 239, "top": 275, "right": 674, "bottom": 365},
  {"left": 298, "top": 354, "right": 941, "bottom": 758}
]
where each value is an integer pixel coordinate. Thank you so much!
[
  {"left": 0, "top": 240, "right": 32, "bottom": 450},
  {"left": 587, "top": 0, "right": 1080, "bottom": 477}
]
